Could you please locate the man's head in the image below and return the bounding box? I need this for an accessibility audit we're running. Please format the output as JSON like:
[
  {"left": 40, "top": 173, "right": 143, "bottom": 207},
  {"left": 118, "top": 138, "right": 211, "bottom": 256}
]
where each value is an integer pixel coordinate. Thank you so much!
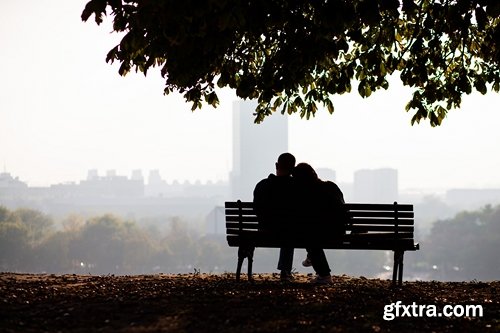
[{"left": 275, "top": 153, "right": 296, "bottom": 176}]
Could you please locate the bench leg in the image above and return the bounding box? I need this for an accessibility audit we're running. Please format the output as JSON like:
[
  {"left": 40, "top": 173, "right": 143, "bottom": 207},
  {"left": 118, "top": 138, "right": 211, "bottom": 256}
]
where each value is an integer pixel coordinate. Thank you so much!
[
  {"left": 247, "top": 246, "right": 255, "bottom": 281},
  {"left": 247, "top": 256, "right": 254, "bottom": 281},
  {"left": 236, "top": 245, "right": 245, "bottom": 282},
  {"left": 398, "top": 251, "right": 405, "bottom": 286},
  {"left": 236, "top": 256, "right": 244, "bottom": 281},
  {"left": 392, "top": 251, "right": 398, "bottom": 285},
  {"left": 392, "top": 251, "right": 405, "bottom": 286},
  {"left": 236, "top": 246, "right": 255, "bottom": 281}
]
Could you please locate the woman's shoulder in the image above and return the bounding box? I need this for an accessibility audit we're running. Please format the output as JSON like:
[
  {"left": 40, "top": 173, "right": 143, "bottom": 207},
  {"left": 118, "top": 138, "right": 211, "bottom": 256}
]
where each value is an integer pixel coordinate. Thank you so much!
[
  {"left": 321, "top": 180, "right": 340, "bottom": 190},
  {"left": 320, "top": 180, "right": 345, "bottom": 200}
]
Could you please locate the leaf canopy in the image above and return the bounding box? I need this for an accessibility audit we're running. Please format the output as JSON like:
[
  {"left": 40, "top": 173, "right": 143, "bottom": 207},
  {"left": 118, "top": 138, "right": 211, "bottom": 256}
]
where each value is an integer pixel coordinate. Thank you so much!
[{"left": 82, "top": 0, "right": 500, "bottom": 126}]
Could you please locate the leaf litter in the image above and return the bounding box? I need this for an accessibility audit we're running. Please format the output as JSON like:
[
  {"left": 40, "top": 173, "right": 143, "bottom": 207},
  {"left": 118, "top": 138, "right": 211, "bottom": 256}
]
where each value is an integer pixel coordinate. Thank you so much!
[{"left": 0, "top": 273, "right": 498, "bottom": 332}]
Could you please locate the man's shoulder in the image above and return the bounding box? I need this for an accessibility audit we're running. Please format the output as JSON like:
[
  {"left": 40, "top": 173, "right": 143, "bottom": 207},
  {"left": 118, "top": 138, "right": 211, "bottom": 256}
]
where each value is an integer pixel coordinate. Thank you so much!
[
  {"left": 255, "top": 174, "right": 275, "bottom": 188},
  {"left": 254, "top": 174, "right": 295, "bottom": 203},
  {"left": 256, "top": 174, "right": 295, "bottom": 186},
  {"left": 254, "top": 174, "right": 277, "bottom": 199}
]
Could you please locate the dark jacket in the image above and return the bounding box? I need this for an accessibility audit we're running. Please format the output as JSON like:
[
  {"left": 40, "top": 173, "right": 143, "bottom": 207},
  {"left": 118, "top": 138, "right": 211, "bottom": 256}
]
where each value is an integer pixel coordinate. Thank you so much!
[
  {"left": 295, "top": 179, "right": 348, "bottom": 239},
  {"left": 253, "top": 174, "right": 295, "bottom": 232}
]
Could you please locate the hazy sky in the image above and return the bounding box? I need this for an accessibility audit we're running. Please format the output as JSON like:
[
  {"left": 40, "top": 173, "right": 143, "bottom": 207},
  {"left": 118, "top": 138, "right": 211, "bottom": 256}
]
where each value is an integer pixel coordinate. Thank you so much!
[{"left": 1, "top": 0, "right": 500, "bottom": 192}]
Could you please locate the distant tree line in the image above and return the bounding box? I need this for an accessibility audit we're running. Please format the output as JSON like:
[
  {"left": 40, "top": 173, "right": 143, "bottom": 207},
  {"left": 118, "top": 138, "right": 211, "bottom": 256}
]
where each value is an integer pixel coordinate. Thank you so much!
[
  {"left": 422, "top": 204, "right": 500, "bottom": 281},
  {"left": 0, "top": 206, "right": 233, "bottom": 275},
  {"left": 1, "top": 204, "right": 499, "bottom": 280}
]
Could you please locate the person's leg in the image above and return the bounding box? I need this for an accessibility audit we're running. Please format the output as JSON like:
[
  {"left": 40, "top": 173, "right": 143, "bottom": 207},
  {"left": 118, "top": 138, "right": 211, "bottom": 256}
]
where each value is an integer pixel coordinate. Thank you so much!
[
  {"left": 306, "top": 248, "right": 331, "bottom": 277},
  {"left": 277, "top": 247, "right": 294, "bottom": 275},
  {"left": 302, "top": 251, "right": 312, "bottom": 267}
]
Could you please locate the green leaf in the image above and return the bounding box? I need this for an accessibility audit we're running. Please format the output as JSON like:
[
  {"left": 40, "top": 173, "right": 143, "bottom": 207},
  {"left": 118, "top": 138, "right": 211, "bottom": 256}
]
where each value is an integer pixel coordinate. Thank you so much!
[
  {"left": 205, "top": 92, "right": 220, "bottom": 107},
  {"left": 358, "top": 81, "right": 366, "bottom": 98},
  {"left": 474, "top": 76, "right": 487, "bottom": 95},
  {"left": 325, "top": 99, "right": 335, "bottom": 114},
  {"left": 493, "top": 81, "right": 500, "bottom": 92},
  {"left": 380, "top": 62, "right": 387, "bottom": 76}
]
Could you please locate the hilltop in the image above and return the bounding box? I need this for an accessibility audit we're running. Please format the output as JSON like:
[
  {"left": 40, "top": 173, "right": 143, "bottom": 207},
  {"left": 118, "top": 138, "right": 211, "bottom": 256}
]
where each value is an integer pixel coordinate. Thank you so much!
[{"left": 0, "top": 273, "right": 498, "bottom": 332}]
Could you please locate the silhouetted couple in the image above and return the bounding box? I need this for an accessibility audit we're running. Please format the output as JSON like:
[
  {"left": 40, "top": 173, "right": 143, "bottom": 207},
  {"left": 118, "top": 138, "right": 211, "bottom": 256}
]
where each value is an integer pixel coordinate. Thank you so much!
[{"left": 253, "top": 152, "right": 347, "bottom": 284}]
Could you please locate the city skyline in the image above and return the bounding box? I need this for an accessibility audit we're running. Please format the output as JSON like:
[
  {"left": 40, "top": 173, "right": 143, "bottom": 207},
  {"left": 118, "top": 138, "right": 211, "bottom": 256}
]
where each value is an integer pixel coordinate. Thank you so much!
[
  {"left": 2, "top": 1, "right": 500, "bottom": 192},
  {"left": 4, "top": 164, "right": 500, "bottom": 195},
  {"left": 3, "top": 165, "right": 500, "bottom": 222}
]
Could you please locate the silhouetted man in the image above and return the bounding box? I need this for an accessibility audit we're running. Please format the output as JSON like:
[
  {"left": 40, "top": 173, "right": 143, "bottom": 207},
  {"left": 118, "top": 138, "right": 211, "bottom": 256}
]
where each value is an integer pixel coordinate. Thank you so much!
[{"left": 253, "top": 152, "right": 296, "bottom": 281}]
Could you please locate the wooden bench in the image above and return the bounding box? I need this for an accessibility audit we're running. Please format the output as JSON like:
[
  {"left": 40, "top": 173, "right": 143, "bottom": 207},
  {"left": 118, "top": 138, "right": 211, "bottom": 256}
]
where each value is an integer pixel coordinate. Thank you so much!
[{"left": 225, "top": 201, "right": 420, "bottom": 285}]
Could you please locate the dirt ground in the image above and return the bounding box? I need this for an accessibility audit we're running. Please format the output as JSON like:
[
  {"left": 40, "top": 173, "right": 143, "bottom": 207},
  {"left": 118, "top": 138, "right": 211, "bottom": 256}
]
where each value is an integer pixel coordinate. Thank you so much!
[{"left": 0, "top": 273, "right": 498, "bottom": 332}]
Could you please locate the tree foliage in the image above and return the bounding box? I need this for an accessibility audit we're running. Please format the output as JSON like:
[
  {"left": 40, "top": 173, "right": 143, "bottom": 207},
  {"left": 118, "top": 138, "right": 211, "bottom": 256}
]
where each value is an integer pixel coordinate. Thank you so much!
[
  {"left": 82, "top": 0, "right": 500, "bottom": 126},
  {"left": 10, "top": 208, "right": 54, "bottom": 246},
  {"left": 425, "top": 204, "right": 500, "bottom": 280},
  {"left": 1, "top": 204, "right": 499, "bottom": 280}
]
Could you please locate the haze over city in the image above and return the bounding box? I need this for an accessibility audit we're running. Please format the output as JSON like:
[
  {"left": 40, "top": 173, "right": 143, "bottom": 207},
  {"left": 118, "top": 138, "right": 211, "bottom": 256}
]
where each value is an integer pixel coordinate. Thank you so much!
[
  {"left": 1, "top": 0, "right": 500, "bottom": 289},
  {"left": 2, "top": 0, "right": 500, "bottom": 192}
]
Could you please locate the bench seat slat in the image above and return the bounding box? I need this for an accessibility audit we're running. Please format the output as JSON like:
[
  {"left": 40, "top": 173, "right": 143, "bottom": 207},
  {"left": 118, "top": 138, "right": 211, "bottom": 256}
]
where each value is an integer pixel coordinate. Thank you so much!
[
  {"left": 226, "top": 233, "right": 416, "bottom": 242},
  {"left": 225, "top": 201, "right": 255, "bottom": 209},
  {"left": 226, "top": 225, "right": 414, "bottom": 235},
  {"left": 226, "top": 203, "right": 414, "bottom": 211},
  {"left": 226, "top": 209, "right": 414, "bottom": 219},
  {"left": 225, "top": 208, "right": 257, "bottom": 215},
  {"left": 225, "top": 222, "right": 260, "bottom": 230},
  {"left": 226, "top": 229, "right": 414, "bottom": 238},
  {"left": 345, "top": 203, "right": 413, "bottom": 211},
  {"left": 226, "top": 235, "right": 418, "bottom": 250},
  {"left": 226, "top": 216, "right": 414, "bottom": 225},
  {"left": 225, "top": 216, "right": 260, "bottom": 223},
  {"left": 225, "top": 202, "right": 415, "bottom": 211},
  {"left": 350, "top": 218, "right": 413, "bottom": 225},
  {"left": 350, "top": 225, "right": 414, "bottom": 232},
  {"left": 350, "top": 211, "right": 414, "bottom": 218},
  {"left": 226, "top": 220, "right": 414, "bottom": 231}
]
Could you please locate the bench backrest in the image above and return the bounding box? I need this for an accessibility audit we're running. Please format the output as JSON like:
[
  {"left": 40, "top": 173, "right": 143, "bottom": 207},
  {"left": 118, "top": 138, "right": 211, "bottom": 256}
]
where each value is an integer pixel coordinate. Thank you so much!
[{"left": 225, "top": 201, "right": 417, "bottom": 250}]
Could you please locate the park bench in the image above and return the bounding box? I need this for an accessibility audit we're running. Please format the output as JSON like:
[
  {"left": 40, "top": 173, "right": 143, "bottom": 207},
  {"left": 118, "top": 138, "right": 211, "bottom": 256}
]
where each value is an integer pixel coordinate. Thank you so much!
[{"left": 225, "top": 201, "right": 419, "bottom": 285}]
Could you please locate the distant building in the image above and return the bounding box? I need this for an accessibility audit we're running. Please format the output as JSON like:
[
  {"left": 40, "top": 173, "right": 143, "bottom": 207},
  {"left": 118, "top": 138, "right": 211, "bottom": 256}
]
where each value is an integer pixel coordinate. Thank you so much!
[
  {"left": 205, "top": 206, "right": 226, "bottom": 235},
  {"left": 316, "top": 168, "right": 336, "bottom": 182},
  {"left": 338, "top": 182, "right": 354, "bottom": 202},
  {"left": 353, "top": 168, "right": 398, "bottom": 203},
  {"left": 131, "top": 170, "right": 144, "bottom": 182},
  {"left": 0, "top": 170, "right": 227, "bottom": 219},
  {"left": 105, "top": 170, "right": 117, "bottom": 178},
  {"left": 146, "top": 170, "right": 166, "bottom": 197},
  {"left": 148, "top": 170, "right": 162, "bottom": 184},
  {"left": 78, "top": 169, "right": 144, "bottom": 198},
  {"left": 144, "top": 170, "right": 228, "bottom": 198},
  {"left": 231, "top": 100, "right": 289, "bottom": 200},
  {"left": 0, "top": 172, "right": 28, "bottom": 198},
  {"left": 0, "top": 172, "right": 27, "bottom": 189},
  {"left": 87, "top": 169, "right": 99, "bottom": 181}
]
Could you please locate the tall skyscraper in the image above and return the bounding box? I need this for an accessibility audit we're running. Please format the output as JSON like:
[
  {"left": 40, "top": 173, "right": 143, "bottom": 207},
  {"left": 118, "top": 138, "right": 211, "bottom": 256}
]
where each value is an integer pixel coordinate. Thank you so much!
[{"left": 231, "top": 100, "right": 288, "bottom": 200}]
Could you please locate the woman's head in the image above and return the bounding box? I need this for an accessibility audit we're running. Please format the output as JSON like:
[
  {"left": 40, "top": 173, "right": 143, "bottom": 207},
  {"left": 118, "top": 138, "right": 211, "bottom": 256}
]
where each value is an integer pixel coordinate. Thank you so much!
[{"left": 293, "top": 163, "right": 319, "bottom": 181}]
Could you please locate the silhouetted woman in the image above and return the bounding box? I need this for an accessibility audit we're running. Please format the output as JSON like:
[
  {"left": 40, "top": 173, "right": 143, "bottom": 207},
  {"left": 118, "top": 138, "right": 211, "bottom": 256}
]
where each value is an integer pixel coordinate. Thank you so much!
[{"left": 292, "top": 162, "right": 347, "bottom": 284}]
